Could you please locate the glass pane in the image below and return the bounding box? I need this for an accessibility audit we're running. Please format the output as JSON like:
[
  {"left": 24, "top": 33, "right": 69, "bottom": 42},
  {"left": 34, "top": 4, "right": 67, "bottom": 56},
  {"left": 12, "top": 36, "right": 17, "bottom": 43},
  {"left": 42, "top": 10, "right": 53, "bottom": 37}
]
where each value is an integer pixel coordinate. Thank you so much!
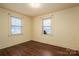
[
  {"left": 43, "top": 26, "right": 51, "bottom": 34},
  {"left": 11, "top": 17, "right": 22, "bottom": 26},
  {"left": 43, "top": 19, "right": 51, "bottom": 26},
  {"left": 11, "top": 26, "right": 21, "bottom": 34}
]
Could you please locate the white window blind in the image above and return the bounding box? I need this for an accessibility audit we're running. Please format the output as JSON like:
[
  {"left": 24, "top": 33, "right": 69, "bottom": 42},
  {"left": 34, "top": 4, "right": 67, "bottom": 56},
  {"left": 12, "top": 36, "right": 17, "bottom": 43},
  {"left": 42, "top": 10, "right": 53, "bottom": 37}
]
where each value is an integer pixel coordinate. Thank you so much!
[
  {"left": 42, "top": 17, "right": 52, "bottom": 35},
  {"left": 11, "top": 16, "right": 22, "bottom": 35}
]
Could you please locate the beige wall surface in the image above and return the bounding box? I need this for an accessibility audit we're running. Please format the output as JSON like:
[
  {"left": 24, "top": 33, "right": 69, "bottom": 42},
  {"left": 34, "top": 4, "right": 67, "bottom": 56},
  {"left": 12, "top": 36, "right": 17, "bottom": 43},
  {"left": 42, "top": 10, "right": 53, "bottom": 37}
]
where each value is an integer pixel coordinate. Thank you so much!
[
  {"left": 32, "top": 6, "right": 79, "bottom": 50},
  {"left": 0, "top": 8, "right": 32, "bottom": 49},
  {"left": 0, "top": 6, "right": 79, "bottom": 51}
]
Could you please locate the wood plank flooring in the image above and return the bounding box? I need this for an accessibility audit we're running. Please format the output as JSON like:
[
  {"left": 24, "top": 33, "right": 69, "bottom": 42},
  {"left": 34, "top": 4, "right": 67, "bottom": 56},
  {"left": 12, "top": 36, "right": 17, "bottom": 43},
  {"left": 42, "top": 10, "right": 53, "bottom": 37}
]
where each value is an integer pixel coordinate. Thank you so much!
[{"left": 0, "top": 40, "right": 79, "bottom": 56}]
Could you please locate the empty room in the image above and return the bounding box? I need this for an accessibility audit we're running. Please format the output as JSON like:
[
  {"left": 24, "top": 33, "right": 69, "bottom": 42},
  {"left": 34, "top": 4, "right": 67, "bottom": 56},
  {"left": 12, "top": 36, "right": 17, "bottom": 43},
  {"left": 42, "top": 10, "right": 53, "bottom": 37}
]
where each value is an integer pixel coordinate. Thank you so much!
[{"left": 0, "top": 3, "right": 79, "bottom": 56}]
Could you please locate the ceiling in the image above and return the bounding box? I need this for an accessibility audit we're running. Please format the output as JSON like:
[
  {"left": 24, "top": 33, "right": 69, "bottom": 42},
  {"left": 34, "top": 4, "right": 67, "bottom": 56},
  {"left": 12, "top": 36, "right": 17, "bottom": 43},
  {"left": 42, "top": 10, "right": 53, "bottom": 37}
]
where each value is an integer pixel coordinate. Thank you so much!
[{"left": 0, "top": 3, "right": 79, "bottom": 16}]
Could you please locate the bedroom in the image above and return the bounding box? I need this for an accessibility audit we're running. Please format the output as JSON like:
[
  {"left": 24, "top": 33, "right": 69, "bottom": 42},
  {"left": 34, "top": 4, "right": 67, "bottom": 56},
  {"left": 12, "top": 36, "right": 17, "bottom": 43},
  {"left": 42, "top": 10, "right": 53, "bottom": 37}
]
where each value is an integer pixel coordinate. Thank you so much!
[{"left": 0, "top": 3, "right": 79, "bottom": 56}]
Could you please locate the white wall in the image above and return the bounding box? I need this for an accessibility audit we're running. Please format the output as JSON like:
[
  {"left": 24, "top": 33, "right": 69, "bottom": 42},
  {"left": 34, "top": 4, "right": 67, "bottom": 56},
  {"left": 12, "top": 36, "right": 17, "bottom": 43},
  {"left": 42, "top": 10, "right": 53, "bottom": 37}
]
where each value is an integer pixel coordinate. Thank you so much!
[
  {"left": 0, "top": 6, "right": 79, "bottom": 51},
  {"left": 32, "top": 6, "right": 79, "bottom": 50},
  {"left": 0, "top": 8, "right": 32, "bottom": 49}
]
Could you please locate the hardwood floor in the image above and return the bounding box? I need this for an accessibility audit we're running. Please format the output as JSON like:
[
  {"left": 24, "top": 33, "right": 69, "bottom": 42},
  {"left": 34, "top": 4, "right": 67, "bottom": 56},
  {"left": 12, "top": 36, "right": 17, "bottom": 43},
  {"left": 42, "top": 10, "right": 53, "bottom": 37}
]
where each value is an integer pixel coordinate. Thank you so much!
[{"left": 0, "top": 40, "right": 79, "bottom": 56}]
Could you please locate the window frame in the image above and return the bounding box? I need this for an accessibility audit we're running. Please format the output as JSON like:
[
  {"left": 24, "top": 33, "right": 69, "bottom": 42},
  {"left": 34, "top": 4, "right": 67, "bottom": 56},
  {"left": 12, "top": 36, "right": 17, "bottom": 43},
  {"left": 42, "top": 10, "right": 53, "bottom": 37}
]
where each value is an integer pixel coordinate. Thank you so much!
[
  {"left": 10, "top": 16, "right": 23, "bottom": 35},
  {"left": 42, "top": 17, "right": 52, "bottom": 35}
]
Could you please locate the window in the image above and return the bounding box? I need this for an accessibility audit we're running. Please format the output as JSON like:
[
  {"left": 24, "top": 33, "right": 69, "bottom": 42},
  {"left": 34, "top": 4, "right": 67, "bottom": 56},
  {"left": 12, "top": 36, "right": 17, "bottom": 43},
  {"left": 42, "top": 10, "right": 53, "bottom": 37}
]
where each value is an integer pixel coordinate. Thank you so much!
[
  {"left": 11, "top": 16, "right": 22, "bottom": 35},
  {"left": 42, "top": 17, "right": 52, "bottom": 35}
]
